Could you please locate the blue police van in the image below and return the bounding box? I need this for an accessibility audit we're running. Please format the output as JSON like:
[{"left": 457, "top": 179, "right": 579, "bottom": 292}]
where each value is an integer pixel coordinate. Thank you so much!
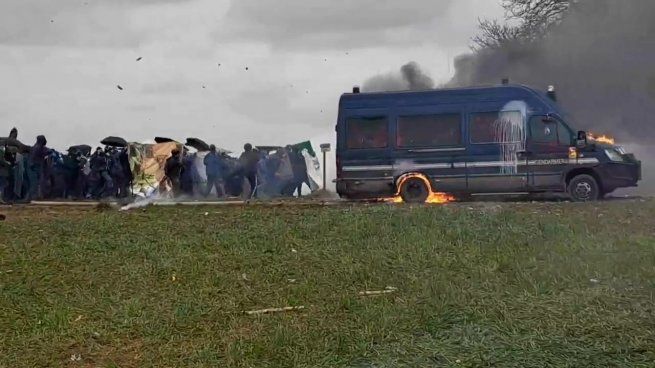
[{"left": 335, "top": 84, "right": 641, "bottom": 203}]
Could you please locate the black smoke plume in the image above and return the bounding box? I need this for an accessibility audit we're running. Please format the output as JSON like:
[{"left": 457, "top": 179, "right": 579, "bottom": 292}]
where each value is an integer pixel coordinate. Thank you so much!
[
  {"left": 450, "top": 0, "right": 655, "bottom": 145},
  {"left": 363, "top": 61, "right": 434, "bottom": 92}
]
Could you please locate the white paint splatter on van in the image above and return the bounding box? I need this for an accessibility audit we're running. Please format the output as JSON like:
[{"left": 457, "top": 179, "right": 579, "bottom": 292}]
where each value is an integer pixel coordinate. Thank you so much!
[{"left": 496, "top": 100, "right": 528, "bottom": 175}]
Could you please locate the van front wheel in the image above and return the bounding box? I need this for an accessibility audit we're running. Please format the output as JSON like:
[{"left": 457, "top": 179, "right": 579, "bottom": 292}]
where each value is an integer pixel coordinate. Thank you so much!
[
  {"left": 568, "top": 174, "right": 600, "bottom": 202},
  {"left": 400, "top": 177, "right": 430, "bottom": 204}
]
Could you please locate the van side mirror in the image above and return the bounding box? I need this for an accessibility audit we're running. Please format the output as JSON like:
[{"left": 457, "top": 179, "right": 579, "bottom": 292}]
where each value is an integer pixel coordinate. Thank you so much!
[{"left": 576, "top": 131, "right": 587, "bottom": 148}]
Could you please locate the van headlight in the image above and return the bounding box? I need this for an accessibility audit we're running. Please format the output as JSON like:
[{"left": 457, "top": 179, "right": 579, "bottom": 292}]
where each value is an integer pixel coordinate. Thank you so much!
[{"left": 605, "top": 149, "right": 624, "bottom": 162}]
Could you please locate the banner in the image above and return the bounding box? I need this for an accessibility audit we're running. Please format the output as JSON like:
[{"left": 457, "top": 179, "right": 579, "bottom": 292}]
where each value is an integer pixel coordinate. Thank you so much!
[
  {"left": 128, "top": 142, "right": 181, "bottom": 197},
  {"left": 293, "top": 141, "right": 321, "bottom": 192}
]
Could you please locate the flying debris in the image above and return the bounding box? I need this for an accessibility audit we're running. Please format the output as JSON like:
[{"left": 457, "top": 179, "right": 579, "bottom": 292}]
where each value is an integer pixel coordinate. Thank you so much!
[
  {"left": 245, "top": 67, "right": 249, "bottom": 71},
  {"left": 116, "top": 85, "right": 124, "bottom": 90},
  {"left": 136, "top": 57, "right": 142, "bottom": 61}
]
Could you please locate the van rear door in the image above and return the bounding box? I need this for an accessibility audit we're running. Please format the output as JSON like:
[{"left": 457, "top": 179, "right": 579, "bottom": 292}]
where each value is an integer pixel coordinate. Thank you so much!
[{"left": 338, "top": 109, "right": 395, "bottom": 197}]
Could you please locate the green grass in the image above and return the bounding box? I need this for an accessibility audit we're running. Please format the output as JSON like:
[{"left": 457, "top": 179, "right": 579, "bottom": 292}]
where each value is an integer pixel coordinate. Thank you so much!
[{"left": 1, "top": 200, "right": 655, "bottom": 367}]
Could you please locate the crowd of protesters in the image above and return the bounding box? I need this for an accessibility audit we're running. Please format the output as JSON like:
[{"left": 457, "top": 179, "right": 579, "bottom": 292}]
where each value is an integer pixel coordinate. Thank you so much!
[
  {"left": 161, "top": 143, "right": 312, "bottom": 200},
  {"left": 1, "top": 128, "right": 313, "bottom": 203},
  {"left": 0, "top": 131, "right": 132, "bottom": 203}
]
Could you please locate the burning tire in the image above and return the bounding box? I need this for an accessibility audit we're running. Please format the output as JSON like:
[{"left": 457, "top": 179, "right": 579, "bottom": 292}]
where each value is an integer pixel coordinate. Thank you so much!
[
  {"left": 568, "top": 174, "right": 600, "bottom": 202},
  {"left": 400, "top": 177, "right": 430, "bottom": 203}
]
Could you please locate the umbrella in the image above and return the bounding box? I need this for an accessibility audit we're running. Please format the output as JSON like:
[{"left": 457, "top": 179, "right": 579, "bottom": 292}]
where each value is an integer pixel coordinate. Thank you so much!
[
  {"left": 185, "top": 137, "right": 210, "bottom": 152},
  {"left": 154, "top": 137, "right": 176, "bottom": 144},
  {"left": 68, "top": 144, "right": 92, "bottom": 156},
  {"left": 101, "top": 136, "right": 128, "bottom": 147},
  {"left": 0, "top": 137, "right": 31, "bottom": 153}
]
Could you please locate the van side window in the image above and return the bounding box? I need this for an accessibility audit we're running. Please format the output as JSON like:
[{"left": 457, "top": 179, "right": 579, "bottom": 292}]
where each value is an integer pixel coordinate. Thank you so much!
[
  {"left": 397, "top": 114, "right": 461, "bottom": 148},
  {"left": 529, "top": 116, "right": 571, "bottom": 145},
  {"left": 346, "top": 117, "right": 388, "bottom": 149},
  {"left": 470, "top": 111, "right": 524, "bottom": 144}
]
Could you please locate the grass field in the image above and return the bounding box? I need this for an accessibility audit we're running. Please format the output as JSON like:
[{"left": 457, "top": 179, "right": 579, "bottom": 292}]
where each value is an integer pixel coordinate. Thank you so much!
[{"left": 1, "top": 200, "right": 655, "bottom": 367}]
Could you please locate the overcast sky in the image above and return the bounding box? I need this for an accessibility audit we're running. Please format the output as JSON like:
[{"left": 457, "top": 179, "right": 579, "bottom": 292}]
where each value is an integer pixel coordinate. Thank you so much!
[{"left": 0, "top": 0, "right": 503, "bottom": 153}]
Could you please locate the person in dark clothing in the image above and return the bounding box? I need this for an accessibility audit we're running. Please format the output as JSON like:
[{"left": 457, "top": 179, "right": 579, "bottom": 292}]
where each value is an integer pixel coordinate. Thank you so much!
[
  {"left": 2, "top": 148, "right": 21, "bottom": 202},
  {"left": 1, "top": 147, "right": 18, "bottom": 202},
  {"left": 239, "top": 143, "right": 260, "bottom": 199},
  {"left": 203, "top": 145, "right": 227, "bottom": 198},
  {"left": 74, "top": 152, "right": 89, "bottom": 199},
  {"left": 288, "top": 147, "right": 311, "bottom": 197},
  {"left": 43, "top": 149, "right": 66, "bottom": 199},
  {"left": 89, "top": 147, "right": 113, "bottom": 199},
  {"left": 165, "top": 149, "right": 183, "bottom": 197},
  {"left": 107, "top": 149, "right": 120, "bottom": 197},
  {"left": 222, "top": 155, "right": 244, "bottom": 197},
  {"left": 62, "top": 151, "right": 81, "bottom": 199},
  {"left": 9, "top": 127, "right": 18, "bottom": 140},
  {"left": 117, "top": 148, "right": 133, "bottom": 198},
  {"left": 108, "top": 148, "right": 131, "bottom": 198},
  {"left": 27, "top": 135, "right": 48, "bottom": 200},
  {"left": 180, "top": 149, "right": 195, "bottom": 197},
  {"left": 0, "top": 146, "right": 11, "bottom": 202}
]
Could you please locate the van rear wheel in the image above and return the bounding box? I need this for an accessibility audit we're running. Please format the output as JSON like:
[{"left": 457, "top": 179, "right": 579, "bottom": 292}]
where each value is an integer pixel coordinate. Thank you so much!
[
  {"left": 568, "top": 174, "right": 600, "bottom": 202},
  {"left": 400, "top": 177, "right": 430, "bottom": 204}
]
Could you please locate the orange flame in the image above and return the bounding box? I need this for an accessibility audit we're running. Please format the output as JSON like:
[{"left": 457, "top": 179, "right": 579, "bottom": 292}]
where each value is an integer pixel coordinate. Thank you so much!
[
  {"left": 588, "top": 132, "right": 615, "bottom": 145},
  {"left": 380, "top": 173, "right": 455, "bottom": 204}
]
